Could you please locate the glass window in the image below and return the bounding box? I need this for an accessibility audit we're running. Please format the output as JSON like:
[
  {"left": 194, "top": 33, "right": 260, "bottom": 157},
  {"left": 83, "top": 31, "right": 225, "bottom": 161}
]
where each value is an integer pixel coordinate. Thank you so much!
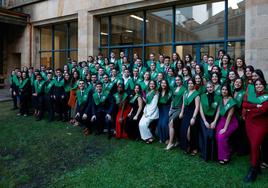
[
  {"left": 100, "top": 48, "right": 108, "bottom": 58},
  {"left": 54, "top": 24, "right": 67, "bottom": 50},
  {"left": 40, "top": 27, "right": 52, "bottom": 50},
  {"left": 146, "top": 8, "right": 172, "bottom": 44},
  {"left": 54, "top": 51, "right": 68, "bottom": 69},
  {"left": 176, "top": 45, "right": 196, "bottom": 61},
  {"left": 227, "top": 41, "right": 245, "bottom": 61},
  {"left": 111, "top": 12, "right": 143, "bottom": 45},
  {"left": 146, "top": 46, "right": 172, "bottom": 60},
  {"left": 228, "top": 0, "right": 245, "bottom": 39},
  {"left": 40, "top": 52, "right": 52, "bottom": 68},
  {"left": 100, "top": 17, "right": 109, "bottom": 46},
  {"left": 200, "top": 43, "right": 224, "bottom": 59},
  {"left": 70, "top": 22, "right": 78, "bottom": 49},
  {"left": 175, "top": 1, "right": 225, "bottom": 42}
]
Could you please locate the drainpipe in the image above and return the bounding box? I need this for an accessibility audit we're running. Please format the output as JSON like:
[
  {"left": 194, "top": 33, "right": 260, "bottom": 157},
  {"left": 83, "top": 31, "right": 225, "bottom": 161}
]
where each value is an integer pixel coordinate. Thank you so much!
[{"left": 28, "top": 16, "right": 32, "bottom": 67}]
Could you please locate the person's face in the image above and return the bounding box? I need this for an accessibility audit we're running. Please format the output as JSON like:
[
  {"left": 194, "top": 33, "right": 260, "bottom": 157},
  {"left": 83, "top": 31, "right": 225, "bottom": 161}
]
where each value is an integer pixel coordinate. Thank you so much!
[
  {"left": 96, "top": 84, "right": 102, "bottom": 93},
  {"left": 134, "top": 85, "right": 140, "bottom": 94},
  {"left": 91, "top": 75, "right": 97, "bottom": 82},
  {"left": 109, "top": 63, "right": 115, "bottom": 69},
  {"left": 159, "top": 55, "right": 164, "bottom": 62},
  {"left": 149, "top": 54, "right": 154, "bottom": 61},
  {"left": 157, "top": 73, "right": 163, "bottom": 81},
  {"left": 219, "top": 51, "right": 224, "bottom": 58},
  {"left": 203, "top": 55, "right": 208, "bottom": 62},
  {"left": 246, "top": 68, "right": 252, "bottom": 77},
  {"left": 208, "top": 58, "right": 214, "bottom": 65},
  {"left": 252, "top": 72, "right": 259, "bottom": 82},
  {"left": 64, "top": 74, "right": 70, "bottom": 80},
  {"left": 164, "top": 58, "right": 170, "bottom": 65},
  {"left": 221, "top": 86, "right": 228, "bottom": 97},
  {"left": 161, "top": 80, "right": 167, "bottom": 89},
  {"left": 124, "top": 70, "right": 130, "bottom": 77},
  {"left": 41, "top": 66, "right": 45, "bottom": 71},
  {"left": 172, "top": 53, "right": 178, "bottom": 61},
  {"left": 112, "top": 70, "right": 117, "bottom": 76},
  {"left": 56, "top": 71, "right": 62, "bottom": 77},
  {"left": 144, "top": 72, "right": 150, "bottom": 80},
  {"left": 110, "top": 52, "right": 115, "bottom": 58},
  {"left": 222, "top": 55, "right": 228, "bottom": 64},
  {"left": 103, "top": 75, "right": 109, "bottom": 83},
  {"left": 64, "top": 65, "right": 68, "bottom": 71},
  {"left": 228, "top": 71, "right": 236, "bottom": 81},
  {"left": 47, "top": 74, "right": 53, "bottom": 80},
  {"left": 120, "top": 52, "right": 124, "bottom": 58},
  {"left": 195, "top": 75, "right": 201, "bottom": 85},
  {"left": 175, "top": 77, "right": 182, "bottom": 86},
  {"left": 149, "top": 81, "right": 155, "bottom": 90},
  {"left": 255, "top": 80, "right": 265, "bottom": 93},
  {"left": 188, "top": 80, "right": 194, "bottom": 90},
  {"left": 236, "top": 59, "right": 243, "bottom": 68},
  {"left": 206, "top": 83, "right": 214, "bottom": 93},
  {"left": 212, "top": 67, "right": 219, "bottom": 73},
  {"left": 72, "top": 62, "right": 77, "bottom": 67},
  {"left": 234, "top": 79, "right": 242, "bottom": 90},
  {"left": 117, "top": 84, "right": 123, "bottom": 93},
  {"left": 185, "top": 55, "right": 190, "bottom": 62},
  {"left": 150, "top": 64, "right": 156, "bottom": 71},
  {"left": 168, "top": 69, "right": 173, "bottom": 76},
  {"left": 211, "top": 74, "right": 219, "bottom": 84},
  {"left": 123, "top": 57, "right": 128, "bottom": 63},
  {"left": 133, "top": 53, "right": 138, "bottom": 60},
  {"left": 17, "top": 72, "right": 22, "bottom": 77},
  {"left": 136, "top": 59, "right": 142, "bottom": 67},
  {"left": 195, "top": 66, "right": 201, "bottom": 74},
  {"left": 105, "top": 58, "right": 109, "bottom": 64},
  {"left": 36, "top": 76, "right": 41, "bottom": 81},
  {"left": 183, "top": 68, "right": 188, "bottom": 76},
  {"left": 98, "top": 69, "right": 104, "bottom": 75},
  {"left": 22, "top": 73, "right": 27, "bottom": 79},
  {"left": 191, "top": 61, "right": 196, "bottom": 68},
  {"left": 133, "top": 69, "right": 138, "bottom": 77},
  {"left": 86, "top": 74, "right": 91, "bottom": 80},
  {"left": 73, "top": 72, "right": 78, "bottom": 79},
  {"left": 79, "top": 81, "right": 85, "bottom": 89},
  {"left": 177, "top": 62, "right": 182, "bottom": 69}
]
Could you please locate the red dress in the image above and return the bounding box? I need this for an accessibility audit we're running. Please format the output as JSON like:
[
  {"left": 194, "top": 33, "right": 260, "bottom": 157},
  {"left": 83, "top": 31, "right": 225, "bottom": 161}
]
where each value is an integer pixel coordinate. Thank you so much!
[
  {"left": 115, "top": 98, "right": 131, "bottom": 139},
  {"left": 242, "top": 93, "right": 268, "bottom": 167}
]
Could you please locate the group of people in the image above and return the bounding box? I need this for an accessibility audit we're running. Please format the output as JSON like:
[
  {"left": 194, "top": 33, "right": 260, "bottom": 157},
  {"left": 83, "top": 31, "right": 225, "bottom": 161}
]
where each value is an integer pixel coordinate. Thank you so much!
[{"left": 9, "top": 50, "right": 268, "bottom": 182}]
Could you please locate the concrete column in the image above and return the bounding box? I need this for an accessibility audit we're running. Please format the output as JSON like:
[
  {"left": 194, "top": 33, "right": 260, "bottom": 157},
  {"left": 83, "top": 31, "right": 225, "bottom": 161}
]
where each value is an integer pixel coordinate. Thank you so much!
[
  {"left": 245, "top": 0, "right": 268, "bottom": 79},
  {"left": 78, "top": 10, "right": 89, "bottom": 62},
  {"left": 88, "top": 13, "right": 100, "bottom": 56}
]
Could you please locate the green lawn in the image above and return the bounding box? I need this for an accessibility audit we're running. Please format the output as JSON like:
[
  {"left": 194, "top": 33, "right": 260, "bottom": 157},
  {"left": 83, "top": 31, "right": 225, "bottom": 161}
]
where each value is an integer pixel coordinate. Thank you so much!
[{"left": 0, "top": 101, "right": 267, "bottom": 188}]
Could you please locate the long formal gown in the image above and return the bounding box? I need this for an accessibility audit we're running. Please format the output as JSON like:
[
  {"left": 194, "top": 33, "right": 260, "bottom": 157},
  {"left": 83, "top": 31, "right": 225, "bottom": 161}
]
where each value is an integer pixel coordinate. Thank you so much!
[
  {"left": 126, "top": 95, "right": 143, "bottom": 140},
  {"left": 180, "top": 90, "right": 199, "bottom": 152},
  {"left": 139, "top": 91, "right": 159, "bottom": 140}
]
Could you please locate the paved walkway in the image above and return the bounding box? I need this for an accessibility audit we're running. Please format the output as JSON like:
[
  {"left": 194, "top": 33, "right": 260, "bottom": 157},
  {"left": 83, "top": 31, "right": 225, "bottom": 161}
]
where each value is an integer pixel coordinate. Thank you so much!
[{"left": 0, "top": 88, "right": 12, "bottom": 102}]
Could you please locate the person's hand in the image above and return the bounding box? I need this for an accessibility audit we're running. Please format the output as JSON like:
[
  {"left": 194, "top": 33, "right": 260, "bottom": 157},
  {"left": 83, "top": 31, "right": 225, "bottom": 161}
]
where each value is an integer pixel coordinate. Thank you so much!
[
  {"left": 75, "top": 113, "right": 80, "bottom": 118},
  {"left": 106, "top": 114, "right": 112, "bottom": 121},
  {"left": 190, "top": 118, "right": 195, "bottom": 126},
  {"left": 119, "top": 117, "right": 123, "bottom": 124},
  {"left": 257, "top": 104, "right": 262, "bottom": 108},
  {"left": 61, "top": 95, "right": 65, "bottom": 99},
  {"left": 32, "top": 93, "right": 37, "bottom": 96},
  {"left": 179, "top": 113, "right": 183, "bottom": 119},
  {"left": 91, "top": 115, "right": 96, "bottom": 122},
  {"left": 82, "top": 114, "right": 87, "bottom": 120},
  {"left": 204, "top": 121, "right": 210, "bottom": 128},
  {"left": 127, "top": 112, "right": 132, "bottom": 117},
  {"left": 53, "top": 95, "right": 56, "bottom": 99},
  {"left": 210, "top": 121, "right": 216, "bottom": 129},
  {"left": 133, "top": 115, "right": 138, "bottom": 120},
  {"left": 219, "top": 128, "right": 227, "bottom": 135}
]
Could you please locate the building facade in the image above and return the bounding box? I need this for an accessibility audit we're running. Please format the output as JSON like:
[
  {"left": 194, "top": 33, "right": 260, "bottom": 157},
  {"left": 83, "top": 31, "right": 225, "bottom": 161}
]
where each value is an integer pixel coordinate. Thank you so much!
[{"left": 0, "top": 0, "right": 267, "bottom": 84}]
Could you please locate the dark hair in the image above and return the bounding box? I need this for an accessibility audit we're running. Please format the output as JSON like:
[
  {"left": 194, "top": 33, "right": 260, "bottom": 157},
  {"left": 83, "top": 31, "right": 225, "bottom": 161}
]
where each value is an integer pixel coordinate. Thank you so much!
[
  {"left": 187, "top": 77, "right": 196, "bottom": 86},
  {"left": 195, "top": 64, "right": 204, "bottom": 76},
  {"left": 254, "top": 69, "right": 266, "bottom": 81},
  {"left": 185, "top": 54, "right": 192, "bottom": 62},
  {"left": 234, "top": 77, "right": 244, "bottom": 90},
  {"left": 132, "top": 84, "right": 142, "bottom": 96},
  {"left": 183, "top": 66, "right": 192, "bottom": 77},
  {"left": 210, "top": 72, "right": 221, "bottom": 84},
  {"left": 254, "top": 78, "right": 267, "bottom": 89},
  {"left": 246, "top": 65, "right": 254, "bottom": 73},
  {"left": 217, "top": 49, "right": 226, "bottom": 57},
  {"left": 221, "top": 83, "right": 232, "bottom": 97},
  {"left": 234, "top": 57, "right": 246, "bottom": 70},
  {"left": 221, "top": 54, "right": 231, "bottom": 67},
  {"left": 159, "top": 79, "right": 170, "bottom": 94}
]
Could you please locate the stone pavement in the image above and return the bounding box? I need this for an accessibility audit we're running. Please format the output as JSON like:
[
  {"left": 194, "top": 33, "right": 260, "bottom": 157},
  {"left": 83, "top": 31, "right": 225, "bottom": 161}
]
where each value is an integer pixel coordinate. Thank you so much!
[{"left": 0, "top": 88, "right": 12, "bottom": 102}]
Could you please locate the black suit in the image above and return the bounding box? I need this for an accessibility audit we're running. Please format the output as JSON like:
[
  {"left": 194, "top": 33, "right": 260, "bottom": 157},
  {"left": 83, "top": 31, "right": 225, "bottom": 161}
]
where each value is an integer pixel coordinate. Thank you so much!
[{"left": 54, "top": 77, "right": 67, "bottom": 120}]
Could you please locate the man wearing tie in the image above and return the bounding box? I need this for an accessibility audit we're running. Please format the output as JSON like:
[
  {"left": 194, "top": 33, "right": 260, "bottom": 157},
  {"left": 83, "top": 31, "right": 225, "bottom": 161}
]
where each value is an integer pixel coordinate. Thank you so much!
[{"left": 91, "top": 82, "right": 114, "bottom": 139}]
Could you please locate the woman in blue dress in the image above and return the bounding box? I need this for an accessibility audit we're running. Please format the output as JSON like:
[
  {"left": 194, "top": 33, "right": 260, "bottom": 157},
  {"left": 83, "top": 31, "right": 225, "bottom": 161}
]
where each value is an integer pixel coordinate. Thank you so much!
[
  {"left": 179, "top": 78, "right": 200, "bottom": 155},
  {"left": 157, "top": 79, "right": 172, "bottom": 144}
]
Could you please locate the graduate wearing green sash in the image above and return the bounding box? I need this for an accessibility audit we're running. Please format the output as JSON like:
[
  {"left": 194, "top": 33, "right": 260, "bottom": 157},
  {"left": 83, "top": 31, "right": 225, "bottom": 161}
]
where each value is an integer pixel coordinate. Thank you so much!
[
  {"left": 18, "top": 72, "right": 31, "bottom": 116},
  {"left": 44, "top": 72, "right": 55, "bottom": 121},
  {"left": 33, "top": 74, "right": 45, "bottom": 121}
]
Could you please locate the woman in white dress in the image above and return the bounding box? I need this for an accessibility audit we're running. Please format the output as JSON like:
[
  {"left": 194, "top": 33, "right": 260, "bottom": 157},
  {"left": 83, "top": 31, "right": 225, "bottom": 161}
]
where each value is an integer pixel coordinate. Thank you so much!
[{"left": 139, "top": 80, "right": 159, "bottom": 144}]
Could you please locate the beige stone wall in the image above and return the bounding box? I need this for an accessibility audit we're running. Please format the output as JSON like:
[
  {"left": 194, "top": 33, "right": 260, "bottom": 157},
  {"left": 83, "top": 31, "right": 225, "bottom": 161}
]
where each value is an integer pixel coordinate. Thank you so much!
[{"left": 245, "top": 0, "right": 268, "bottom": 79}]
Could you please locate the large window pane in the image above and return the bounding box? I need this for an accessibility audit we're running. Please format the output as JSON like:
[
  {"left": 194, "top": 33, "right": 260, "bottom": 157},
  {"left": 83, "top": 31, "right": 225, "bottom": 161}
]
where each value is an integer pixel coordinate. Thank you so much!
[
  {"left": 146, "top": 46, "right": 172, "bottom": 60},
  {"left": 200, "top": 43, "right": 224, "bottom": 59},
  {"left": 70, "top": 22, "right": 78, "bottom": 49},
  {"left": 146, "top": 8, "right": 172, "bottom": 44},
  {"left": 111, "top": 12, "right": 143, "bottom": 45},
  {"left": 54, "top": 24, "right": 67, "bottom": 50},
  {"left": 55, "top": 52, "right": 68, "bottom": 69},
  {"left": 40, "top": 52, "right": 52, "bottom": 68},
  {"left": 228, "top": 0, "right": 245, "bottom": 39},
  {"left": 175, "top": 1, "right": 225, "bottom": 42},
  {"left": 227, "top": 41, "right": 245, "bottom": 61},
  {"left": 40, "top": 27, "right": 52, "bottom": 50},
  {"left": 176, "top": 45, "right": 196, "bottom": 61},
  {"left": 100, "top": 17, "right": 108, "bottom": 46}
]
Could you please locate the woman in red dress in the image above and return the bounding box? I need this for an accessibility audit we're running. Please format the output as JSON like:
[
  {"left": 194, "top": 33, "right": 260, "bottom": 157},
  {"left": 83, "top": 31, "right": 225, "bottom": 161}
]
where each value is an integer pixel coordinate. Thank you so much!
[
  {"left": 114, "top": 82, "right": 132, "bottom": 139},
  {"left": 243, "top": 78, "right": 268, "bottom": 182}
]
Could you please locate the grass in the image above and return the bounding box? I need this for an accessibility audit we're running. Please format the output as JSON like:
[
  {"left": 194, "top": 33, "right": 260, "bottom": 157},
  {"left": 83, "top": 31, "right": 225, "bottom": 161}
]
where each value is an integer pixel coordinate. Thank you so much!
[{"left": 0, "top": 101, "right": 267, "bottom": 188}]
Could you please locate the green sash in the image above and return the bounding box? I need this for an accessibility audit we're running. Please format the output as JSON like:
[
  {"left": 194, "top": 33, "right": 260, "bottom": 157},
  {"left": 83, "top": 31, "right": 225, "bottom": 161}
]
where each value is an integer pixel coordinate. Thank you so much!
[
  {"left": 184, "top": 90, "right": 199, "bottom": 106},
  {"left": 34, "top": 80, "right": 45, "bottom": 94},
  {"left": 138, "top": 67, "right": 147, "bottom": 78},
  {"left": 197, "top": 85, "right": 206, "bottom": 95},
  {"left": 40, "top": 71, "right": 47, "bottom": 81},
  {"left": 19, "top": 78, "right": 29, "bottom": 89},
  {"left": 172, "top": 86, "right": 186, "bottom": 107},
  {"left": 54, "top": 78, "right": 64, "bottom": 87},
  {"left": 214, "top": 85, "right": 221, "bottom": 96},
  {"left": 247, "top": 84, "right": 257, "bottom": 103},
  {"left": 200, "top": 93, "right": 220, "bottom": 116},
  {"left": 64, "top": 82, "right": 71, "bottom": 92},
  {"left": 13, "top": 76, "right": 20, "bottom": 86},
  {"left": 219, "top": 98, "right": 236, "bottom": 116},
  {"left": 167, "top": 76, "right": 175, "bottom": 88},
  {"left": 234, "top": 90, "right": 245, "bottom": 108},
  {"left": 146, "top": 91, "right": 156, "bottom": 104},
  {"left": 150, "top": 71, "right": 158, "bottom": 81},
  {"left": 93, "top": 91, "right": 109, "bottom": 105},
  {"left": 45, "top": 80, "right": 55, "bottom": 94},
  {"left": 159, "top": 91, "right": 172, "bottom": 104},
  {"left": 125, "top": 79, "right": 134, "bottom": 90},
  {"left": 113, "top": 92, "right": 128, "bottom": 104},
  {"left": 130, "top": 94, "right": 141, "bottom": 104},
  {"left": 103, "top": 82, "right": 114, "bottom": 92},
  {"left": 248, "top": 93, "right": 268, "bottom": 104},
  {"left": 76, "top": 89, "right": 89, "bottom": 106},
  {"left": 140, "top": 81, "right": 149, "bottom": 92}
]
